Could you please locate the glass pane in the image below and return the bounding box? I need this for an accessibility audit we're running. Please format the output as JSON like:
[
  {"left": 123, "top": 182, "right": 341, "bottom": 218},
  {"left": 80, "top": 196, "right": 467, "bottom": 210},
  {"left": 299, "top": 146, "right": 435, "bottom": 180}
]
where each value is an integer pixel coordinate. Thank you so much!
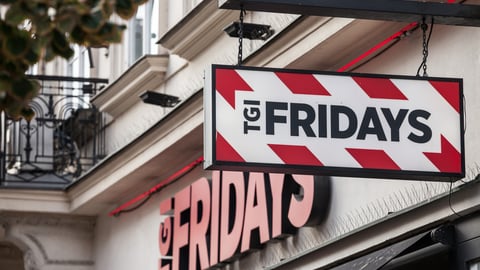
[
  {"left": 134, "top": 5, "right": 145, "bottom": 61},
  {"left": 128, "top": 1, "right": 160, "bottom": 62}
]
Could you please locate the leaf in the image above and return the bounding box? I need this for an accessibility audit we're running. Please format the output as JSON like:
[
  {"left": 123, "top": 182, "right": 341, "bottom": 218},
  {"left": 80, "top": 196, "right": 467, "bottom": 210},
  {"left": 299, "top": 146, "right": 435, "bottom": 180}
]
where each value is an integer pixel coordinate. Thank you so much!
[
  {"left": 0, "top": 73, "right": 12, "bottom": 93},
  {"left": 0, "top": 89, "right": 6, "bottom": 100},
  {"left": 43, "top": 45, "right": 56, "bottom": 61},
  {"left": 115, "top": 0, "right": 137, "bottom": 20},
  {"left": 0, "top": 0, "right": 151, "bottom": 114},
  {"left": 55, "top": 11, "right": 78, "bottom": 33},
  {"left": 51, "top": 30, "right": 74, "bottom": 59},
  {"left": 102, "top": 1, "right": 114, "bottom": 17},
  {"left": 97, "top": 22, "right": 125, "bottom": 43},
  {"left": 70, "top": 26, "right": 87, "bottom": 45},
  {"left": 33, "top": 16, "right": 54, "bottom": 36},
  {"left": 10, "top": 77, "right": 40, "bottom": 101},
  {"left": 24, "top": 48, "right": 40, "bottom": 65},
  {"left": 2, "top": 29, "right": 31, "bottom": 59},
  {"left": 132, "top": 0, "right": 149, "bottom": 5},
  {"left": 79, "top": 10, "right": 105, "bottom": 33},
  {"left": 34, "top": 3, "right": 49, "bottom": 17},
  {"left": 21, "top": 106, "right": 35, "bottom": 122},
  {"left": 0, "top": 0, "right": 17, "bottom": 4},
  {"left": 4, "top": 2, "right": 29, "bottom": 26},
  {"left": 85, "top": 0, "right": 101, "bottom": 8},
  {"left": 5, "top": 102, "right": 24, "bottom": 121}
]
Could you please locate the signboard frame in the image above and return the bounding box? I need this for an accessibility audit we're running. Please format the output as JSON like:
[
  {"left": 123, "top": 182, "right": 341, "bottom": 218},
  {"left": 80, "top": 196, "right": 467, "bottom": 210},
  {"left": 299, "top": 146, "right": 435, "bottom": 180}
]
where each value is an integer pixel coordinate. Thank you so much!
[{"left": 204, "top": 64, "right": 465, "bottom": 181}]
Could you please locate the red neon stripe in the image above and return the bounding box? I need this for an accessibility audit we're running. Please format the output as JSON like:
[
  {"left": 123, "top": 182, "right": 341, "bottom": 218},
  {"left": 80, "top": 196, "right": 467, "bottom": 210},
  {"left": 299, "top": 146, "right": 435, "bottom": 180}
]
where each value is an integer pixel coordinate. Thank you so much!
[
  {"left": 429, "top": 80, "right": 460, "bottom": 113},
  {"left": 424, "top": 136, "right": 461, "bottom": 173},
  {"left": 109, "top": 156, "right": 204, "bottom": 216},
  {"left": 346, "top": 148, "right": 401, "bottom": 170},
  {"left": 216, "top": 68, "right": 253, "bottom": 109},
  {"left": 275, "top": 72, "right": 331, "bottom": 96},
  {"left": 268, "top": 144, "right": 324, "bottom": 166},
  {"left": 337, "top": 22, "right": 418, "bottom": 72}
]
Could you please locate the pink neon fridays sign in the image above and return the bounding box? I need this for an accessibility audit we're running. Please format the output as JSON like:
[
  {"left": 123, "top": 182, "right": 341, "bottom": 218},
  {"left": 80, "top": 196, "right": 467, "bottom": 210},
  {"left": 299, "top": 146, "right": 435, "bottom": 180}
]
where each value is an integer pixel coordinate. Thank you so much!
[{"left": 204, "top": 65, "right": 464, "bottom": 181}]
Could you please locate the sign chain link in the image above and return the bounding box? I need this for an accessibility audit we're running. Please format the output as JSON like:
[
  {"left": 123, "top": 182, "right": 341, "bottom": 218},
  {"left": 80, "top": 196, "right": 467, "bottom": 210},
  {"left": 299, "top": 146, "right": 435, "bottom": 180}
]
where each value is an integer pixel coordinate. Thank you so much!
[
  {"left": 421, "top": 20, "right": 429, "bottom": 76},
  {"left": 417, "top": 17, "right": 434, "bottom": 77},
  {"left": 238, "top": 6, "right": 246, "bottom": 66}
]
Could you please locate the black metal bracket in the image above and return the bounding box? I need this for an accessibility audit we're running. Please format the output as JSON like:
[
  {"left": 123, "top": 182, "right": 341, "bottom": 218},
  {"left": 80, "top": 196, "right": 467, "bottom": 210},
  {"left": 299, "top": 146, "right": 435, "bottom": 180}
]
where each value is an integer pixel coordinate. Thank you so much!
[
  {"left": 224, "top": 22, "right": 275, "bottom": 40},
  {"left": 219, "top": 0, "right": 480, "bottom": 27},
  {"left": 431, "top": 224, "right": 456, "bottom": 246},
  {"left": 140, "top": 91, "right": 181, "bottom": 108}
]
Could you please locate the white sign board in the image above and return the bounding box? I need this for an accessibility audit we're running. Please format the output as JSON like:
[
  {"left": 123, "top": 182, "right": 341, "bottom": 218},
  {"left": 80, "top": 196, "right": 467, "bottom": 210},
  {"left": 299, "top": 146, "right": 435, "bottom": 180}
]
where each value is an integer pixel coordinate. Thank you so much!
[{"left": 204, "top": 65, "right": 464, "bottom": 181}]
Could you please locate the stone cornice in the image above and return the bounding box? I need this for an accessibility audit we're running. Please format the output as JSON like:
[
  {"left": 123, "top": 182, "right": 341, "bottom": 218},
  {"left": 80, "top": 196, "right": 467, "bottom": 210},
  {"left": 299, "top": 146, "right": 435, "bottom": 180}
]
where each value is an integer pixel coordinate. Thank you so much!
[
  {"left": 91, "top": 55, "right": 169, "bottom": 117},
  {"left": 0, "top": 189, "right": 70, "bottom": 214},
  {"left": 158, "top": 0, "right": 237, "bottom": 60},
  {"left": 0, "top": 211, "right": 95, "bottom": 228}
]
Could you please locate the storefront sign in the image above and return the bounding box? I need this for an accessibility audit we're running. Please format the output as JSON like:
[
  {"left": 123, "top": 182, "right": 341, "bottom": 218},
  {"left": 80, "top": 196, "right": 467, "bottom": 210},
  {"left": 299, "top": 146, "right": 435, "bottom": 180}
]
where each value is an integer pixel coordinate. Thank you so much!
[
  {"left": 158, "top": 171, "right": 330, "bottom": 270},
  {"left": 204, "top": 65, "right": 464, "bottom": 181}
]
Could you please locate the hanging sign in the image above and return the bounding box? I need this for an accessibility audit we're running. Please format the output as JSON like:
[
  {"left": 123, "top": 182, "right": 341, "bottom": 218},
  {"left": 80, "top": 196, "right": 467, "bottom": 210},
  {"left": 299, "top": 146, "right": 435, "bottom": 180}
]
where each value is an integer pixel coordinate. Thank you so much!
[{"left": 204, "top": 65, "right": 464, "bottom": 181}]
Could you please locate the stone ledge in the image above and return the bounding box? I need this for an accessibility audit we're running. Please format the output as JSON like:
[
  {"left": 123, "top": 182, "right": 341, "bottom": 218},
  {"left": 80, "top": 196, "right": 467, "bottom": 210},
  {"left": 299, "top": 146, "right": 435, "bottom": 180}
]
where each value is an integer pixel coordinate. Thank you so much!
[
  {"left": 158, "top": 0, "right": 237, "bottom": 60},
  {"left": 91, "top": 55, "right": 169, "bottom": 118}
]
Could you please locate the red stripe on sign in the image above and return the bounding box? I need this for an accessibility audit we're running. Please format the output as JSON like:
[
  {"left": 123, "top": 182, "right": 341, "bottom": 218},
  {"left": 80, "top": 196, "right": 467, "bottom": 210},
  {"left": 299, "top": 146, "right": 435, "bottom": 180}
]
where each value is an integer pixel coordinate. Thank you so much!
[
  {"left": 268, "top": 144, "right": 324, "bottom": 166},
  {"left": 424, "top": 136, "right": 461, "bottom": 173},
  {"left": 216, "top": 68, "right": 253, "bottom": 109},
  {"left": 352, "top": 77, "right": 408, "bottom": 100},
  {"left": 346, "top": 148, "right": 401, "bottom": 170},
  {"left": 429, "top": 81, "right": 460, "bottom": 113},
  {"left": 216, "top": 132, "right": 245, "bottom": 162},
  {"left": 275, "top": 72, "right": 331, "bottom": 96}
]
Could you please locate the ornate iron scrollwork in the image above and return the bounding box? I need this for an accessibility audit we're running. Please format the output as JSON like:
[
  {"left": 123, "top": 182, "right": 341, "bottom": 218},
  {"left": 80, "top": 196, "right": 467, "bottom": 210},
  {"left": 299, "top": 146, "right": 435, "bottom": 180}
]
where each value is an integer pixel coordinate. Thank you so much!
[{"left": 0, "top": 75, "right": 108, "bottom": 189}]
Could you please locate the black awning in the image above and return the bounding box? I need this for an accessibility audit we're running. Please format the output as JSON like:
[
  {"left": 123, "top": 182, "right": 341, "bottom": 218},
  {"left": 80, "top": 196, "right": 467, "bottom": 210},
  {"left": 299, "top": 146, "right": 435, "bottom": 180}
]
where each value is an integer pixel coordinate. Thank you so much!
[{"left": 329, "top": 225, "right": 455, "bottom": 270}]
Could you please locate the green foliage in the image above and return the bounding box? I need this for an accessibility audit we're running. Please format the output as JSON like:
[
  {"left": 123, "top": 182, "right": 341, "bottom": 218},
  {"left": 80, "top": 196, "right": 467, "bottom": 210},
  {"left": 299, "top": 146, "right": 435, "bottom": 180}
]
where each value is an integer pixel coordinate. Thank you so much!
[{"left": 0, "top": 0, "right": 146, "bottom": 120}]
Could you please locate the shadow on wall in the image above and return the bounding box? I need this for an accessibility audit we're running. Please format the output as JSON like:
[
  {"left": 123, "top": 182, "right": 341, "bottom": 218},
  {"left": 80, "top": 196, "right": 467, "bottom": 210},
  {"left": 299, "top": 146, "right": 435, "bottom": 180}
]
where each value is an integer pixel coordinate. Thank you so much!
[{"left": 0, "top": 241, "right": 25, "bottom": 270}]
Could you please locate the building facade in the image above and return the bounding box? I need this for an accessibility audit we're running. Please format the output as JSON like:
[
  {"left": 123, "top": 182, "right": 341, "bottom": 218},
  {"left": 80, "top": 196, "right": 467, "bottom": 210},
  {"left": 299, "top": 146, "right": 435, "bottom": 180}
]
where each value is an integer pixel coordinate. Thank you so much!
[{"left": 1, "top": 0, "right": 480, "bottom": 269}]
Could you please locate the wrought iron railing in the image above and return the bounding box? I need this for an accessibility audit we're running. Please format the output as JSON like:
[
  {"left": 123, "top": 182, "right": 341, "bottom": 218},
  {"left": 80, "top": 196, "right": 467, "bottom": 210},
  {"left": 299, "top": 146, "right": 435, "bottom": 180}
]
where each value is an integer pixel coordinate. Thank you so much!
[{"left": 0, "top": 75, "right": 109, "bottom": 189}]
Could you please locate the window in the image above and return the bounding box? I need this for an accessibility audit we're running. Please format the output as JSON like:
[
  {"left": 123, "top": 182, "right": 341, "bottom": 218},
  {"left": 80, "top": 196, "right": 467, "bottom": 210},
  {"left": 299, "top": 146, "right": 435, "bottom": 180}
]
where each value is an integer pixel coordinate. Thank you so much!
[
  {"left": 128, "top": 0, "right": 159, "bottom": 65},
  {"left": 67, "top": 45, "right": 91, "bottom": 109}
]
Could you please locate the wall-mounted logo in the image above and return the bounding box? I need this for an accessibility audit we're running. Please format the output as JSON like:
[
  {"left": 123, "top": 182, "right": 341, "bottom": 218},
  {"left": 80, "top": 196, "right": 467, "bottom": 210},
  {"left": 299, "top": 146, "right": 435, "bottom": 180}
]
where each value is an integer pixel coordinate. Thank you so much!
[
  {"left": 158, "top": 171, "right": 330, "bottom": 270},
  {"left": 204, "top": 65, "right": 464, "bottom": 181}
]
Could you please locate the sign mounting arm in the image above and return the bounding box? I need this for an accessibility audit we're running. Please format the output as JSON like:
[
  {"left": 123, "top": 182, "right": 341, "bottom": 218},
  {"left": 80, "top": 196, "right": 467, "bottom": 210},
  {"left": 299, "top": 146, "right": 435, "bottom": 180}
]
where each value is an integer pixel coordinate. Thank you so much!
[{"left": 219, "top": 0, "right": 480, "bottom": 27}]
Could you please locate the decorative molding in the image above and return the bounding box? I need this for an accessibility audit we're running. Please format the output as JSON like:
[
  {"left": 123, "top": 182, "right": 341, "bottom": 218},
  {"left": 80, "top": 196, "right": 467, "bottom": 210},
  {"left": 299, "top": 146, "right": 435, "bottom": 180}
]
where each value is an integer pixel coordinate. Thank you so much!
[
  {"left": 0, "top": 189, "right": 70, "bottom": 214},
  {"left": 0, "top": 212, "right": 95, "bottom": 230},
  {"left": 25, "top": 234, "right": 94, "bottom": 266},
  {"left": 24, "top": 249, "right": 39, "bottom": 270},
  {"left": 91, "top": 55, "right": 169, "bottom": 117},
  {"left": 158, "top": 0, "right": 238, "bottom": 60}
]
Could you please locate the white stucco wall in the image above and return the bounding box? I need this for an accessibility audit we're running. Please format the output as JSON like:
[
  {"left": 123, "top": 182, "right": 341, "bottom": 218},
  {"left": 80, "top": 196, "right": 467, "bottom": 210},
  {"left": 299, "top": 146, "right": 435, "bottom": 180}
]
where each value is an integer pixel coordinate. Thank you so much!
[
  {"left": 91, "top": 14, "right": 480, "bottom": 270},
  {"left": 93, "top": 166, "right": 208, "bottom": 270}
]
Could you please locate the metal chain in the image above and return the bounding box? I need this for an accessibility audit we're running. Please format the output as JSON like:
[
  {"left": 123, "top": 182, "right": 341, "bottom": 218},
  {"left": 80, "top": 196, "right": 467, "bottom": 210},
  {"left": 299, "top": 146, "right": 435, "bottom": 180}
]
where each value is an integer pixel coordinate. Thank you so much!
[
  {"left": 421, "top": 20, "right": 428, "bottom": 76},
  {"left": 238, "top": 6, "right": 246, "bottom": 66},
  {"left": 417, "top": 17, "right": 434, "bottom": 77}
]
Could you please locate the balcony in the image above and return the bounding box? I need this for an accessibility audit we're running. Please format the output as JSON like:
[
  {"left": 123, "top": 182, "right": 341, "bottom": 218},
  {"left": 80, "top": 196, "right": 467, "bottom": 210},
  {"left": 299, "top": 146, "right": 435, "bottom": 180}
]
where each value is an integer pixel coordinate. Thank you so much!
[{"left": 0, "top": 75, "right": 109, "bottom": 189}]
